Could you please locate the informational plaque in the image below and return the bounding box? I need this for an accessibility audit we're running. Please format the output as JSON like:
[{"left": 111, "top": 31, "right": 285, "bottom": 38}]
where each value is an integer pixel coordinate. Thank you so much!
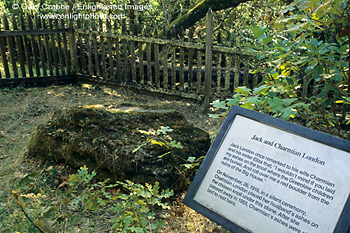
[{"left": 183, "top": 106, "right": 350, "bottom": 233}]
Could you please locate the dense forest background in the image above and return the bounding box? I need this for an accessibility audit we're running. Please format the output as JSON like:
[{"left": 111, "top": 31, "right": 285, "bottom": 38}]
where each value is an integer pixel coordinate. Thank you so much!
[{"left": 0, "top": 0, "right": 349, "bottom": 232}]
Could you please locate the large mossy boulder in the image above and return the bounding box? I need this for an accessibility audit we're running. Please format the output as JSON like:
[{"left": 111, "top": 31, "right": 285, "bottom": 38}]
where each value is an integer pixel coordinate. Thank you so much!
[{"left": 27, "top": 105, "right": 210, "bottom": 193}]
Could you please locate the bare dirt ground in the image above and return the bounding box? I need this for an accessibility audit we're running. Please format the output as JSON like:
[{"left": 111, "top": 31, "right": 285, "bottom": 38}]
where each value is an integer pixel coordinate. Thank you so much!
[{"left": 0, "top": 83, "right": 228, "bottom": 232}]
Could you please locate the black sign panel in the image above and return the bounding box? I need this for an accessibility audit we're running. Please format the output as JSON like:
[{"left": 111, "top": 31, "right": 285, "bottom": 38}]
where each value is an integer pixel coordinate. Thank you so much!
[{"left": 183, "top": 106, "right": 350, "bottom": 233}]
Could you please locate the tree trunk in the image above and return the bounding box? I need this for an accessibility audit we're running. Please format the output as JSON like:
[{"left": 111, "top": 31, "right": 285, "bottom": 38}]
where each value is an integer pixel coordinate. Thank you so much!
[{"left": 162, "top": 0, "right": 252, "bottom": 38}]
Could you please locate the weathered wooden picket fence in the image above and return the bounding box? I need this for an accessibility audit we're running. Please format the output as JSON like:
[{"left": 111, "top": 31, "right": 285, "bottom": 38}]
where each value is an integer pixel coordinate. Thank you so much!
[
  {"left": 0, "top": 10, "right": 258, "bottom": 102},
  {"left": 0, "top": 14, "right": 75, "bottom": 85}
]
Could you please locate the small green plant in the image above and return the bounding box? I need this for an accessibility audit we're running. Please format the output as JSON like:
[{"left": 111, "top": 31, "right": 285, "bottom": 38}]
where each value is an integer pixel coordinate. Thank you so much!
[
  {"left": 181, "top": 156, "right": 205, "bottom": 172},
  {"left": 133, "top": 126, "right": 183, "bottom": 158},
  {"left": 133, "top": 126, "right": 206, "bottom": 176},
  {"left": 109, "top": 180, "right": 173, "bottom": 232},
  {"left": 11, "top": 166, "right": 173, "bottom": 232}
]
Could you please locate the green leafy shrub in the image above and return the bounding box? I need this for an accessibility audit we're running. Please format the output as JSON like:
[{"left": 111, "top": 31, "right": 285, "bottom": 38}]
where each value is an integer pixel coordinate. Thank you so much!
[{"left": 211, "top": 0, "right": 349, "bottom": 139}]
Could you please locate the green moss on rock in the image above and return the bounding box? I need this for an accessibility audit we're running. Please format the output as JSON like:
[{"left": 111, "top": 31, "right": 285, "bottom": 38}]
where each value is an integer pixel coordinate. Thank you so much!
[{"left": 27, "top": 105, "right": 210, "bottom": 193}]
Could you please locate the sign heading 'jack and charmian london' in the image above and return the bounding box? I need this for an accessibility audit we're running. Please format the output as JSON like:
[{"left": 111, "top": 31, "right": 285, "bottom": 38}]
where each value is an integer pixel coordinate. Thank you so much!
[{"left": 183, "top": 106, "right": 350, "bottom": 233}]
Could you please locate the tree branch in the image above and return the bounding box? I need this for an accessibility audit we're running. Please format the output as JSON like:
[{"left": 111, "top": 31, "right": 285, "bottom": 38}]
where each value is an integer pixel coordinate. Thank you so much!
[
  {"left": 12, "top": 191, "right": 46, "bottom": 233},
  {"left": 160, "top": 0, "right": 252, "bottom": 38},
  {"left": 214, "top": 8, "right": 234, "bottom": 32}
]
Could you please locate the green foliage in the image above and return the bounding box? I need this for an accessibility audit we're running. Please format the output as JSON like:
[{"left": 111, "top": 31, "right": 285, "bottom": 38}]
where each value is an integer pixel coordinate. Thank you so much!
[
  {"left": 133, "top": 126, "right": 183, "bottom": 158},
  {"left": 109, "top": 180, "right": 173, "bottom": 232},
  {"left": 211, "top": 0, "right": 349, "bottom": 139},
  {"left": 210, "top": 85, "right": 308, "bottom": 120},
  {"left": 9, "top": 166, "right": 173, "bottom": 232},
  {"left": 181, "top": 156, "right": 205, "bottom": 171},
  {"left": 134, "top": 125, "right": 204, "bottom": 179},
  {"left": 214, "top": 0, "right": 286, "bottom": 47}
]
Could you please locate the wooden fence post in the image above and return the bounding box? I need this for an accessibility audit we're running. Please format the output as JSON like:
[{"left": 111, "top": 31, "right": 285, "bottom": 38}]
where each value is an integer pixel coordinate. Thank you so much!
[
  {"left": 204, "top": 8, "right": 213, "bottom": 109},
  {"left": 66, "top": 1, "right": 77, "bottom": 75}
]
